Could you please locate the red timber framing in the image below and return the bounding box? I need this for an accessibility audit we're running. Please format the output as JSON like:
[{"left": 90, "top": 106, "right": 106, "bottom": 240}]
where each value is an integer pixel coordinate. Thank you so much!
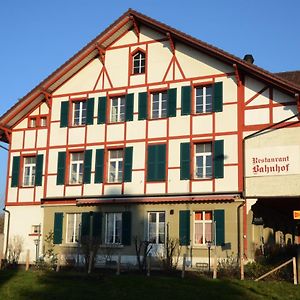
[{"left": 2, "top": 10, "right": 300, "bottom": 263}]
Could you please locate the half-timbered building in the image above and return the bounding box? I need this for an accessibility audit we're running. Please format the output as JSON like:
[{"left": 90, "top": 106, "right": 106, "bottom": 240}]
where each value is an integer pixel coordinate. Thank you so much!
[{"left": 1, "top": 9, "right": 300, "bottom": 265}]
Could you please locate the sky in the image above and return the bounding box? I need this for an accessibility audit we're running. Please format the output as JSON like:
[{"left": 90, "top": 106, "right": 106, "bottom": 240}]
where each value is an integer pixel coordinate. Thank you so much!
[{"left": 0, "top": 0, "right": 300, "bottom": 208}]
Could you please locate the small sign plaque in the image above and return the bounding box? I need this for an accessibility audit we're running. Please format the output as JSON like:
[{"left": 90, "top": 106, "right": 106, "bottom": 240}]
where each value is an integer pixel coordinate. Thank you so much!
[{"left": 293, "top": 211, "right": 300, "bottom": 220}]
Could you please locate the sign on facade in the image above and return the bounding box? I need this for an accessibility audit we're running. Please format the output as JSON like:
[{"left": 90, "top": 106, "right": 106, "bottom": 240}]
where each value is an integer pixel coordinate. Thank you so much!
[{"left": 245, "top": 146, "right": 300, "bottom": 177}]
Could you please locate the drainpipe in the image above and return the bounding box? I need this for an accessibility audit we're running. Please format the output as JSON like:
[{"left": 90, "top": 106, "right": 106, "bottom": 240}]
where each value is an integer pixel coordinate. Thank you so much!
[{"left": 3, "top": 208, "right": 10, "bottom": 260}]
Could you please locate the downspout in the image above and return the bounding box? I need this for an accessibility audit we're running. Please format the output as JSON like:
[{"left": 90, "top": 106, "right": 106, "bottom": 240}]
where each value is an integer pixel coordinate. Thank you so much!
[{"left": 3, "top": 208, "right": 10, "bottom": 260}]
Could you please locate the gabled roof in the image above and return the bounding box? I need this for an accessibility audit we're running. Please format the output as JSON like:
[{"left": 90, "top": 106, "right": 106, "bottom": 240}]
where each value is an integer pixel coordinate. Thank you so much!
[
  {"left": 1, "top": 9, "right": 300, "bottom": 139},
  {"left": 275, "top": 71, "right": 300, "bottom": 87}
]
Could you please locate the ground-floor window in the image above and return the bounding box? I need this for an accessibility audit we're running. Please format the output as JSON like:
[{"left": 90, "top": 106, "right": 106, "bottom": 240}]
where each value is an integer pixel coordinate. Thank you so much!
[
  {"left": 194, "top": 211, "right": 213, "bottom": 245},
  {"left": 148, "top": 212, "right": 165, "bottom": 244},
  {"left": 105, "top": 213, "right": 122, "bottom": 244},
  {"left": 66, "top": 213, "right": 81, "bottom": 243}
]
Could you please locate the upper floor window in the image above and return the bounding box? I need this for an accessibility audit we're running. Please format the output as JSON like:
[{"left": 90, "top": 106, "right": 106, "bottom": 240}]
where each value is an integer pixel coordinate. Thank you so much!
[
  {"left": 66, "top": 213, "right": 81, "bottom": 243},
  {"left": 108, "top": 149, "right": 123, "bottom": 183},
  {"left": 105, "top": 212, "right": 122, "bottom": 244},
  {"left": 194, "top": 143, "right": 212, "bottom": 179},
  {"left": 132, "top": 51, "right": 145, "bottom": 74},
  {"left": 110, "top": 96, "right": 125, "bottom": 123},
  {"left": 195, "top": 85, "right": 213, "bottom": 114},
  {"left": 73, "top": 101, "right": 87, "bottom": 126},
  {"left": 151, "top": 91, "right": 168, "bottom": 119},
  {"left": 148, "top": 212, "right": 165, "bottom": 244},
  {"left": 23, "top": 156, "right": 36, "bottom": 186},
  {"left": 194, "top": 211, "right": 213, "bottom": 246},
  {"left": 69, "top": 152, "right": 84, "bottom": 184}
]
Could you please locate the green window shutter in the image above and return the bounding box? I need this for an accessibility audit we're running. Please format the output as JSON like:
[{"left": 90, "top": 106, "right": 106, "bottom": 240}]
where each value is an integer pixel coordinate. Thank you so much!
[
  {"left": 86, "top": 98, "right": 95, "bottom": 125},
  {"left": 125, "top": 93, "right": 134, "bottom": 121},
  {"left": 57, "top": 152, "right": 66, "bottom": 185},
  {"left": 181, "top": 86, "right": 191, "bottom": 115},
  {"left": 214, "top": 140, "right": 224, "bottom": 178},
  {"left": 157, "top": 144, "right": 166, "bottom": 181},
  {"left": 35, "top": 154, "right": 44, "bottom": 186},
  {"left": 214, "top": 210, "right": 225, "bottom": 246},
  {"left": 213, "top": 82, "right": 223, "bottom": 112},
  {"left": 93, "top": 212, "right": 102, "bottom": 239},
  {"left": 11, "top": 156, "right": 20, "bottom": 187},
  {"left": 138, "top": 92, "right": 147, "bottom": 120},
  {"left": 95, "top": 149, "right": 104, "bottom": 183},
  {"left": 122, "top": 211, "right": 131, "bottom": 246},
  {"left": 53, "top": 212, "right": 63, "bottom": 244},
  {"left": 81, "top": 212, "right": 90, "bottom": 240},
  {"left": 167, "top": 88, "right": 177, "bottom": 117},
  {"left": 124, "top": 147, "right": 133, "bottom": 182},
  {"left": 180, "top": 143, "right": 190, "bottom": 180},
  {"left": 179, "top": 210, "right": 190, "bottom": 246},
  {"left": 147, "top": 144, "right": 166, "bottom": 181},
  {"left": 97, "top": 96, "right": 107, "bottom": 124},
  {"left": 83, "top": 150, "right": 92, "bottom": 184},
  {"left": 60, "top": 101, "right": 69, "bottom": 127}
]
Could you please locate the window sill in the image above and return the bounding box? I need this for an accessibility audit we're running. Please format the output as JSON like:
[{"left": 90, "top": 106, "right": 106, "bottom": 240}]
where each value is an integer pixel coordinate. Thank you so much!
[
  {"left": 192, "top": 178, "right": 213, "bottom": 181},
  {"left": 66, "top": 183, "right": 83, "bottom": 186},
  {"left": 130, "top": 72, "right": 145, "bottom": 76},
  {"left": 69, "top": 124, "right": 86, "bottom": 128},
  {"left": 192, "top": 112, "right": 213, "bottom": 116},
  {"left": 148, "top": 117, "right": 168, "bottom": 121},
  {"left": 21, "top": 185, "right": 35, "bottom": 189},
  {"left": 146, "top": 180, "right": 166, "bottom": 183},
  {"left": 105, "top": 182, "right": 123, "bottom": 185},
  {"left": 108, "top": 121, "right": 125, "bottom": 125}
]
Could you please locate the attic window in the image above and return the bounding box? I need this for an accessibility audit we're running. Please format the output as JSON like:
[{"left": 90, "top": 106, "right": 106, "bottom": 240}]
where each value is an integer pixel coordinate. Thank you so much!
[
  {"left": 29, "top": 117, "right": 37, "bottom": 128},
  {"left": 132, "top": 50, "right": 145, "bottom": 74}
]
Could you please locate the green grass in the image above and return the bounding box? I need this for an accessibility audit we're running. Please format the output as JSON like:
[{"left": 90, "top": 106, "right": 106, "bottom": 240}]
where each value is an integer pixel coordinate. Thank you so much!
[{"left": 0, "top": 269, "right": 299, "bottom": 300}]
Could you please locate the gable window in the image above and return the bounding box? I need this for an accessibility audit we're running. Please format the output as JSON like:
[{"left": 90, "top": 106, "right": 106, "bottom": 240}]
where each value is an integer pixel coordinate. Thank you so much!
[
  {"left": 23, "top": 156, "right": 36, "bottom": 186},
  {"left": 108, "top": 149, "right": 123, "bottom": 183},
  {"left": 69, "top": 152, "right": 84, "bottom": 184},
  {"left": 110, "top": 96, "right": 125, "bottom": 123},
  {"left": 132, "top": 51, "right": 145, "bottom": 74},
  {"left": 194, "top": 211, "right": 213, "bottom": 245},
  {"left": 194, "top": 143, "right": 212, "bottom": 179},
  {"left": 148, "top": 212, "right": 165, "bottom": 244},
  {"left": 66, "top": 213, "right": 81, "bottom": 243},
  {"left": 29, "top": 117, "right": 37, "bottom": 128},
  {"left": 195, "top": 85, "right": 213, "bottom": 113},
  {"left": 40, "top": 116, "right": 47, "bottom": 127},
  {"left": 151, "top": 91, "right": 168, "bottom": 119},
  {"left": 73, "top": 101, "right": 87, "bottom": 126},
  {"left": 105, "top": 212, "right": 122, "bottom": 244}
]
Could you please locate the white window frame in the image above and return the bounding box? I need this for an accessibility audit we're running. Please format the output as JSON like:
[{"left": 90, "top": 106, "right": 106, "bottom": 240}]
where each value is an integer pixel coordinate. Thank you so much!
[
  {"left": 110, "top": 96, "right": 125, "bottom": 123},
  {"left": 132, "top": 51, "right": 145, "bottom": 74},
  {"left": 73, "top": 101, "right": 87, "bottom": 126},
  {"left": 108, "top": 149, "right": 123, "bottom": 183},
  {"left": 194, "top": 143, "right": 212, "bottom": 179},
  {"left": 29, "top": 117, "right": 37, "bottom": 128},
  {"left": 105, "top": 212, "right": 122, "bottom": 244},
  {"left": 151, "top": 91, "right": 168, "bottom": 119},
  {"left": 195, "top": 85, "right": 213, "bottom": 113},
  {"left": 23, "top": 156, "right": 36, "bottom": 186},
  {"left": 69, "top": 152, "right": 84, "bottom": 184},
  {"left": 40, "top": 116, "right": 47, "bottom": 127},
  {"left": 193, "top": 211, "right": 213, "bottom": 246},
  {"left": 147, "top": 212, "right": 165, "bottom": 244},
  {"left": 66, "top": 213, "right": 81, "bottom": 244}
]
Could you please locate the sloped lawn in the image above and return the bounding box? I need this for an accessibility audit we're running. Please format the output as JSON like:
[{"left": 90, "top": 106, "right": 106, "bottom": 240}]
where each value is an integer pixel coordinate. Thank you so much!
[{"left": 0, "top": 270, "right": 299, "bottom": 300}]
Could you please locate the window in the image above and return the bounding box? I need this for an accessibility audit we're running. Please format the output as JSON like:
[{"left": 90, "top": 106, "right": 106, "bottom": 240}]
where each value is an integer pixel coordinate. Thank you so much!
[
  {"left": 194, "top": 211, "right": 213, "bottom": 245},
  {"left": 110, "top": 96, "right": 125, "bottom": 123},
  {"left": 147, "top": 144, "right": 166, "bottom": 181},
  {"left": 73, "top": 101, "right": 87, "bottom": 126},
  {"left": 195, "top": 85, "right": 213, "bottom": 113},
  {"left": 132, "top": 51, "right": 145, "bottom": 74},
  {"left": 40, "top": 116, "right": 47, "bottom": 127},
  {"left": 29, "top": 117, "right": 37, "bottom": 128},
  {"left": 148, "top": 212, "right": 165, "bottom": 244},
  {"left": 23, "top": 156, "right": 36, "bottom": 186},
  {"left": 105, "top": 213, "right": 122, "bottom": 244},
  {"left": 66, "top": 213, "right": 81, "bottom": 243},
  {"left": 194, "top": 143, "right": 212, "bottom": 179},
  {"left": 69, "top": 152, "right": 84, "bottom": 184},
  {"left": 151, "top": 91, "right": 168, "bottom": 119},
  {"left": 108, "top": 149, "right": 123, "bottom": 183}
]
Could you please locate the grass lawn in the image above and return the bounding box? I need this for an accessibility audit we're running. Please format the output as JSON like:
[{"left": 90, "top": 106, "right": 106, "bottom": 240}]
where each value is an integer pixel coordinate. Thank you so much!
[{"left": 0, "top": 269, "right": 299, "bottom": 300}]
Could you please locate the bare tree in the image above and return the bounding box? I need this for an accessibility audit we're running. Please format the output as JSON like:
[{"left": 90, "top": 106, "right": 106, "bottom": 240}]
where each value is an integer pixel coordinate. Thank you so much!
[{"left": 7, "top": 235, "right": 24, "bottom": 265}]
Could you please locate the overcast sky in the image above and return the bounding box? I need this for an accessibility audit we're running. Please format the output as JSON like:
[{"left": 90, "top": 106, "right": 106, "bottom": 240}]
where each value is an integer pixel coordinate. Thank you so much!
[{"left": 0, "top": 0, "right": 299, "bottom": 207}]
